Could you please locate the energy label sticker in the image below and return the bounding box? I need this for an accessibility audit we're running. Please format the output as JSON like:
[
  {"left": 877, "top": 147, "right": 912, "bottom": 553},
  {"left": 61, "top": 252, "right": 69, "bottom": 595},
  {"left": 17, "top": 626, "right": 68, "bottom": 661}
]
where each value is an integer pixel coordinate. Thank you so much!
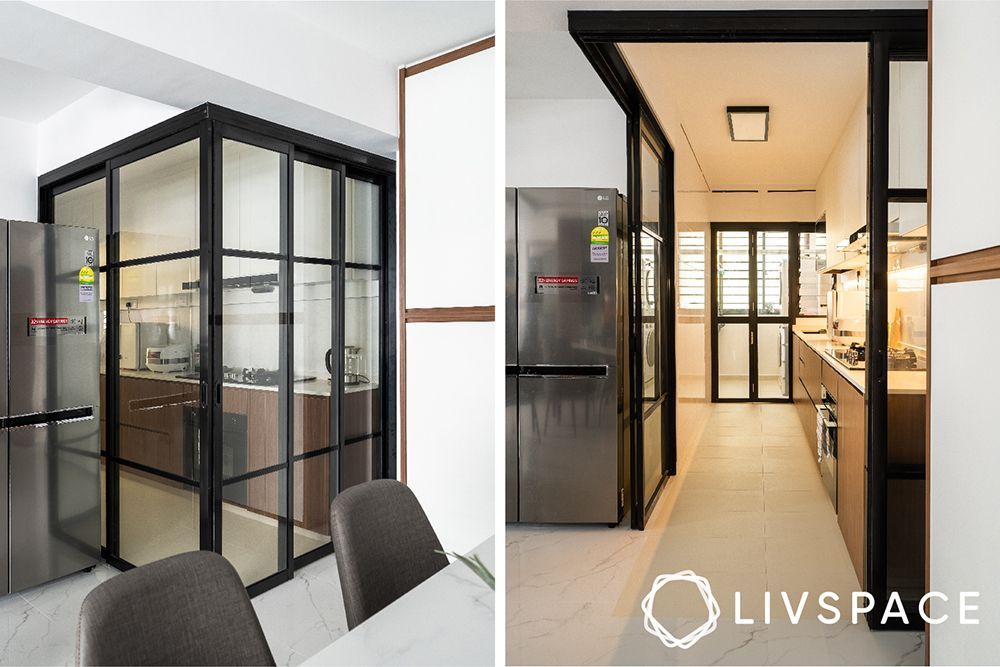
[
  {"left": 590, "top": 226, "right": 609, "bottom": 263},
  {"left": 79, "top": 266, "right": 95, "bottom": 303}
]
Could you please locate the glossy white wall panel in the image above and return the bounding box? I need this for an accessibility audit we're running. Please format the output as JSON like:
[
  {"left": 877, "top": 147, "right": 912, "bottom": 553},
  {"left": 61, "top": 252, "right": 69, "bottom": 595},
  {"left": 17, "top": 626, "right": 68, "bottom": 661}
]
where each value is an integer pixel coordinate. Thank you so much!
[
  {"left": 405, "top": 321, "right": 494, "bottom": 554},
  {"left": 930, "top": 279, "right": 1000, "bottom": 663},
  {"left": 931, "top": 2, "right": 1000, "bottom": 259},
  {"left": 404, "top": 48, "right": 495, "bottom": 309}
]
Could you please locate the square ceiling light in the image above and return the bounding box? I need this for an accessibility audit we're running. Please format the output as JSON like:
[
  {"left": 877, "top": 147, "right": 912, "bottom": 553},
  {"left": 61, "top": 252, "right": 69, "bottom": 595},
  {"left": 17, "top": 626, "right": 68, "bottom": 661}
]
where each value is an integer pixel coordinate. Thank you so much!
[{"left": 727, "top": 106, "right": 769, "bottom": 142}]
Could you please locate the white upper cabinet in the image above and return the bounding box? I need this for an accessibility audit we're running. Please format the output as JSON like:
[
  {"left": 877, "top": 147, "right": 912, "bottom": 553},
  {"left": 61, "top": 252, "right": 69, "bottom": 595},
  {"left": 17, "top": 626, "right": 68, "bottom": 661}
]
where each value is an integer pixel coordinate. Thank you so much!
[
  {"left": 222, "top": 139, "right": 282, "bottom": 256},
  {"left": 889, "top": 61, "right": 928, "bottom": 190},
  {"left": 118, "top": 139, "right": 200, "bottom": 262},
  {"left": 294, "top": 161, "right": 334, "bottom": 259}
]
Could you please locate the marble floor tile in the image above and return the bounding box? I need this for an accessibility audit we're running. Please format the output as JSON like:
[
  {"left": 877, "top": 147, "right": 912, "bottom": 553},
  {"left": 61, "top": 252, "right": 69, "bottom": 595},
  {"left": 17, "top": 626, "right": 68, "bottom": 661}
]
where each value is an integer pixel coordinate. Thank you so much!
[{"left": 507, "top": 402, "right": 924, "bottom": 666}]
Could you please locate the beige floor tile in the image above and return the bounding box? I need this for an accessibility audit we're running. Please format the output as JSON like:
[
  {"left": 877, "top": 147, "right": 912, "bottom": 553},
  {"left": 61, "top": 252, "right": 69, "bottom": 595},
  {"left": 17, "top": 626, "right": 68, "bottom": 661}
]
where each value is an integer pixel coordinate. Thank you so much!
[
  {"left": 688, "top": 457, "right": 764, "bottom": 474},
  {"left": 695, "top": 445, "right": 762, "bottom": 460},
  {"left": 764, "top": 489, "right": 837, "bottom": 514},
  {"left": 658, "top": 510, "right": 766, "bottom": 538},
  {"left": 671, "top": 488, "right": 765, "bottom": 515},
  {"left": 762, "top": 446, "right": 814, "bottom": 461},
  {"left": 680, "top": 471, "right": 763, "bottom": 491},
  {"left": 763, "top": 456, "right": 818, "bottom": 474},
  {"left": 763, "top": 471, "right": 825, "bottom": 492}
]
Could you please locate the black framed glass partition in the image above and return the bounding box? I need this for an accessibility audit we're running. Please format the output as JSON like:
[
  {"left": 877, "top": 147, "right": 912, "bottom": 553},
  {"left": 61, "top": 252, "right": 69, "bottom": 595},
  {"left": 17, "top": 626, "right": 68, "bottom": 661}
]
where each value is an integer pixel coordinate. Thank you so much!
[
  {"left": 710, "top": 222, "right": 824, "bottom": 403},
  {"left": 41, "top": 104, "right": 396, "bottom": 596}
]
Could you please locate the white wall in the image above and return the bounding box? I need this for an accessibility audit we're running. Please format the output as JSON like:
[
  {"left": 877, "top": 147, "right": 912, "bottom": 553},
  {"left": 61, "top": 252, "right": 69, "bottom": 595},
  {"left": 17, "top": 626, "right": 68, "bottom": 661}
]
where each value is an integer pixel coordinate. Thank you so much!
[
  {"left": 929, "top": 2, "right": 1000, "bottom": 663},
  {"left": 815, "top": 90, "right": 867, "bottom": 266},
  {"left": 37, "top": 88, "right": 181, "bottom": 175},
  {"left": 506, "top": 98, "right": 626, "bottom": 191},
  {"left": 404, "top": 47, "right": 495, "bottom": 554},
  {"left": 0, "top": 116, "right": 38, "bottom": 221}
]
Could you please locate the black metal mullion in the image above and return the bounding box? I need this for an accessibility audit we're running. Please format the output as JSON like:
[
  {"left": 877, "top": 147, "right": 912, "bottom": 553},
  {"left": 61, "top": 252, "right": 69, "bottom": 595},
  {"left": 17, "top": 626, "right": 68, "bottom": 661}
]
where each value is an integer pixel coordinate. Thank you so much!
[
  {"left": 866, "top": 33, "right": 891, "bottom": 629},
  {"left": 106, "top": 161, "right": 121, "bottom": 558},
  {"left": 280, "top": 148, "right": 293, "bottom": 580},
  {"left": 208, "top": 120, "right": 224, "bottom": 555},
  {"left": 335, "top": 168, "right": 347, "bottom": 496},
  {"left": 381, "top": 169, "right": 397, "bottom": 480},
  {"left": 627, "top": 110, "right": 645, "bottom": 529}
]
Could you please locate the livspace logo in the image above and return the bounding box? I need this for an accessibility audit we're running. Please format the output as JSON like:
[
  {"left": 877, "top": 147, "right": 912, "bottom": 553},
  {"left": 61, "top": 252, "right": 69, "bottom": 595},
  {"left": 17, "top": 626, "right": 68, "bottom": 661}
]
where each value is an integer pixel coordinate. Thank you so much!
[{"left": 641, "top": 570, "right": 981, "bottom": 650}]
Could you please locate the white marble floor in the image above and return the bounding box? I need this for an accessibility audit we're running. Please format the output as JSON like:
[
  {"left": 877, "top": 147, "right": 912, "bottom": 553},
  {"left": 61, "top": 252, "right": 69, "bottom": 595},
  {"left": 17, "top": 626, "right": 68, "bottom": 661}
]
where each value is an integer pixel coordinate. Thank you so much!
[
  {"left": 0, "top": 552, "right": 348, "bottom": 666},
  {"left": 507, "top": 402, "right": 924, "bottom": 666}
]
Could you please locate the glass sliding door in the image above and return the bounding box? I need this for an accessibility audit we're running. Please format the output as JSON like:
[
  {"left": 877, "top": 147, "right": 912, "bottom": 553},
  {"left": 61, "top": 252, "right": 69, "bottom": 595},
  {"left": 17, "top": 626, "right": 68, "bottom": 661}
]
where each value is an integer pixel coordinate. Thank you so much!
[
  {"left": 712, "top": 224, "right": 815, "bottom": 402},
  {"left": 291, "top": 157, "right": 340, "bottom": 560},
  {"left": 630, "top": 117, "right": 674, "bottom": 530},
  {"left": 111, "top": 133, "right": 205, "bottom": 568}
]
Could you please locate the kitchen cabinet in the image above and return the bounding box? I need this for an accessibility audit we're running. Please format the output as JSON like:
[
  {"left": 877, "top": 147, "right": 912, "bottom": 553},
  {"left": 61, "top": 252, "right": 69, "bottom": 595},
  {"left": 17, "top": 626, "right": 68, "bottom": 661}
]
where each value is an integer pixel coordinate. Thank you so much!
[
  {"left": 801, "top": 343, "right": 823, "bottom": 401},
  {"left": 117, "top": 375, "right": 198, "bottom": 479},
  {"left": 837, "top": 374, "right": 866, "bottom": 586},
  {"left": 889, "top": 61, "right": 928, "bottom": 190}
]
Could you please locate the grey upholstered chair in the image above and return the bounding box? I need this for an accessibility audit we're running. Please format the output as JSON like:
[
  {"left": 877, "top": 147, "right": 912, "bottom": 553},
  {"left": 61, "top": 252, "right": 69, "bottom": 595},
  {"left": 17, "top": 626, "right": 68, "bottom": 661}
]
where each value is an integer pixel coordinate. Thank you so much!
[
  {"left": 76, "top": 551, "right": 275, "bottom": 666},
  {"left": 330, "top": 479, "right": 448, "bottom": 629}
]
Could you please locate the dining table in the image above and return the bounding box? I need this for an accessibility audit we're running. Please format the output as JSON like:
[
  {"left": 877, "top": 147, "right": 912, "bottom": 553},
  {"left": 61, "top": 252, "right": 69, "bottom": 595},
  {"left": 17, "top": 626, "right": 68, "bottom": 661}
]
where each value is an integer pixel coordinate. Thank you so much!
[{"left": 302, "top": 535, "right": 495, "bottom": 666}]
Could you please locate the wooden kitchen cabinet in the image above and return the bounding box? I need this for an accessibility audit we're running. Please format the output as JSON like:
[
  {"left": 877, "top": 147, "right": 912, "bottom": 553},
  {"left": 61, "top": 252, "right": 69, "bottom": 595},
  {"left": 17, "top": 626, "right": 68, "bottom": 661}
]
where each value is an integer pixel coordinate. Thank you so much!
[
  {"left": 801, "top": 343, "right": 823, "bottom": 401},
  {"left": 837, "top": 374, "right": 866, "bottom": 586},
  {"left": 118, "top": 376, "right": 198, "bottom": 478}
]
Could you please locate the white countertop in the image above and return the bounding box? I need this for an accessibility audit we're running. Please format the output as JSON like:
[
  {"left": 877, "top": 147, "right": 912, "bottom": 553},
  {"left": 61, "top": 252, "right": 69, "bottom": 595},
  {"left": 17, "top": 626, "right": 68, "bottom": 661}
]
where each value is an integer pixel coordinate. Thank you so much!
[
  {"left": 113, "top": 368, "right": 377, "bottom": 396},
  {"left": 791, "top": 329, "right": 927, "bottom": 396},
  {"left": 303, "top": 536, "right": 495, "bottom": 666}
]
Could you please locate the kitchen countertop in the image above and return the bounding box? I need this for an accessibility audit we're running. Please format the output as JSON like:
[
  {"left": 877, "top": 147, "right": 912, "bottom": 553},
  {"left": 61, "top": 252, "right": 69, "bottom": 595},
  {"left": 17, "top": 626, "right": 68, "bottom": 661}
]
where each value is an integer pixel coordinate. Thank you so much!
[
  {"left": 791, "top": 328, "right": 927, "bottom": 396},
  {"left": 113, "top": 368, "right": 377, "bottom": 396}
]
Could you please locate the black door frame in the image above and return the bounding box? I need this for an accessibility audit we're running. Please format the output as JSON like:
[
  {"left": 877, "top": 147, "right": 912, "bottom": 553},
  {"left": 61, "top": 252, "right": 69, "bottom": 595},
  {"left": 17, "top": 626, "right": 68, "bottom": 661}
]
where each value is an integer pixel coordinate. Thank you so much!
[
  {"left": 710, "top": 221, "right": 824, "bottom": 403},
  {"left": 38, "top": 103, "right": 397, "bottom": 598},
  {"left": 569, "top": 8, "right": 927, "bottom": 628},
  {"left": 632, "top": 113, "right": 676, "bottom": 529}
]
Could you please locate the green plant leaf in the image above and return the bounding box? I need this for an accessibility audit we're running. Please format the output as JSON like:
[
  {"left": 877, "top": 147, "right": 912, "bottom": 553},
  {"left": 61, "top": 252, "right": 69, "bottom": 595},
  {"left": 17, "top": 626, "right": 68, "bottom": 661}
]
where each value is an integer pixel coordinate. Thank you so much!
[{"left": 437, "top": 550, "right": 495, "bottom": 590}]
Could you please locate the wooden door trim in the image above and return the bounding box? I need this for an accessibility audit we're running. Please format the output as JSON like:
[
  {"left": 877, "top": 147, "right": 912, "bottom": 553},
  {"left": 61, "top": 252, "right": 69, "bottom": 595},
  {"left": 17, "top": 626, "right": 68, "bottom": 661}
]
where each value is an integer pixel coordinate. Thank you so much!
[
  {"left": 398, "top": 37, "right": 496, "bottom": 482},
  {"left": 929, "top": 245, "right": 1000, "bottom": 284}
]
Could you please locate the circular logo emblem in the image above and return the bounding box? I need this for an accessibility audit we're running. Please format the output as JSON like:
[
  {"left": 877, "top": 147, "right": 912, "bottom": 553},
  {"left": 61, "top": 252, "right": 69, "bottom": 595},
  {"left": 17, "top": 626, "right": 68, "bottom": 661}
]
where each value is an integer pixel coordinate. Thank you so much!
[{"left": 641, "top": 570, "right": 721, "bottom": 649}]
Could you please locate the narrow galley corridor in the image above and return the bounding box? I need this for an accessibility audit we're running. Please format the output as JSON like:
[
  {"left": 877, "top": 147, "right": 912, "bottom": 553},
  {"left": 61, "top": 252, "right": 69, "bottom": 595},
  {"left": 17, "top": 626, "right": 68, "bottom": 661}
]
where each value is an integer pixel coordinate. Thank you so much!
[{"left": 506, "top": 403, "right": 924, "bottom": 666}]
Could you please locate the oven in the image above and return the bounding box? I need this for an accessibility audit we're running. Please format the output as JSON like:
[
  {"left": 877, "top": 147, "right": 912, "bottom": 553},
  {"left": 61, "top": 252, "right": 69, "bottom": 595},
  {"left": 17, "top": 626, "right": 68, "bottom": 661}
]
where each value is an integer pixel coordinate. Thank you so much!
[{"left": 817, "top": 383, "right": 838, "bottom": 510}]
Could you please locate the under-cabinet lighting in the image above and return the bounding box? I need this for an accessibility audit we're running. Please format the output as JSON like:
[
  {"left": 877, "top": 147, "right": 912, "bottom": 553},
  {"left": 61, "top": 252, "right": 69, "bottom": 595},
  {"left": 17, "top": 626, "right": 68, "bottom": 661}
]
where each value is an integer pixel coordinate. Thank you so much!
[
  {"left": 727, "top": 106, "right": 769, "bottom": 142},
  {"left": 889, "top": 264, "right": 927, "bottom": 292}
]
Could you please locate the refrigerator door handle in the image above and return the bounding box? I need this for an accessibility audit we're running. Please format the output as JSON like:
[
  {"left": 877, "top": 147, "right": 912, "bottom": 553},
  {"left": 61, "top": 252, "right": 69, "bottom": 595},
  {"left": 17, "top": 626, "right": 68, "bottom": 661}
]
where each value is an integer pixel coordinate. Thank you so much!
[
  {"left": 518, "top": 365, "right": 609, "bottom": 378},
  {"left": 5, "top": 406, "right": 95, "bottom": 430}
]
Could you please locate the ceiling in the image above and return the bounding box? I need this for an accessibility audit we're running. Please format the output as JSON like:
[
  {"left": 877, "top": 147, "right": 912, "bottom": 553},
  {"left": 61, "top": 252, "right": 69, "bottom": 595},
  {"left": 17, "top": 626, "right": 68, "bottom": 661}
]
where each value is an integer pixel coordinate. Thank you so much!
[
  {"left": 620, "top": 42, "right": 867, "bottom": 189},
  {"left": 0, "top": 57, "right": 94, "bottom": 123},
  {"left": 284, "top": 1, "right": 495, "bottom": 66}
]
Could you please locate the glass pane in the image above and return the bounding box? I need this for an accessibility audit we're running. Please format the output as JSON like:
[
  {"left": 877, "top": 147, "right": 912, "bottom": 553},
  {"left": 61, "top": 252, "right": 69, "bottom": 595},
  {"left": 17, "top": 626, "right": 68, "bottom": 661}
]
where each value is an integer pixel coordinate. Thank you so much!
[
  {"left": 640, "top": 234, "right": 660, "bottom": 400},
  {"left": 117, "top": 258, "right": 200, "bottom": 479},
  {"left": 294, "top": 262, "right": 334, "bottom": 457},
  {"left": 346, "top": 177, "right": 380, "bottom": 264},
  {"left": 757, "top": 323, "right": 790, "bottom": 399},
  {"left": 756, "top": 231, "right": 789, "bottom": 316},
  {"left": 717, "top": 323, "right": 749, "bottom": 399},
  {"left": 640, "top": 138, "right": 660, "bottom": 233},
  {"left": 889, "top": 61, "right": 928, "bottom": 189},
  {"left": 799, "top": 232, "right": 832, "bottom": 316},
  {"left": 222, "top": 257, "right": 283, "bottom": 476},
  {"left": 717, "top": 231, "right": 750, "bottom": 316},
  {"left": 222, "top": 469, "right": 287, "bottom": 585},
  {"left": 294, "top": 452, "right": 333, "bottom": 557},
  {"left": 345, "top": 268, "right": 380, "bottom": 388},
  {"left": 223, "top": 139, "right": 282, "bottom": 254},
  {"left": 642, "top": 405, "right": 663, "bottom": 500},
  {"left": 119, "top": 466, "right": 199, "bottom": 566},
  {"left": 294, "top": 161, "right": 334, "bottom": 259},
  {"left": 54, "top": 177, "right": 106, "bottom": 265},
  {"left": 119, "top": 140, "right": 199, "bottom": 261},
  {"left": 886, "top": 478, "right": 925, "bottom": 603},
  {"left": 342, "top": 437, "right": 379, "bottom": 493}
]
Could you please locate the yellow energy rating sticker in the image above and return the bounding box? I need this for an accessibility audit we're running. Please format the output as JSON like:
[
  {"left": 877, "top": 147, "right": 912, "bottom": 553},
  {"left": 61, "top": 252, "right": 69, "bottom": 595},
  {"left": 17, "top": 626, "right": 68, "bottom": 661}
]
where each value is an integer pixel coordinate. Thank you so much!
[
  {"left": 79, "top": 266, "right": 95, "bottom": 285},
  {"left": 79, "top": 266, "right": 95, "bottom": 303},
  {"left": 590, "top": 226, "right": 609, "bottom": 245}
]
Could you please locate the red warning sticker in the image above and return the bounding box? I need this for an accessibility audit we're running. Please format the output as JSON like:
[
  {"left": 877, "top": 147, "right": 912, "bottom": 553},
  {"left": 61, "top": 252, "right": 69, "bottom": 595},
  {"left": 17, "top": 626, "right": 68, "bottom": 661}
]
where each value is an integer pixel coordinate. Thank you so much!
[{"left": 27, "top": 317, "right": 86, "bottom": 337}]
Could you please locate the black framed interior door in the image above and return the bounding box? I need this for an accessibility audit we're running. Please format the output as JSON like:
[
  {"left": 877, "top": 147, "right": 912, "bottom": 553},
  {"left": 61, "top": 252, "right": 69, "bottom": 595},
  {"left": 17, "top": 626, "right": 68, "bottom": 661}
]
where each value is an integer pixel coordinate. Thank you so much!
[{"left": 711, "top": 223, "right": 799, "bottom": 403}]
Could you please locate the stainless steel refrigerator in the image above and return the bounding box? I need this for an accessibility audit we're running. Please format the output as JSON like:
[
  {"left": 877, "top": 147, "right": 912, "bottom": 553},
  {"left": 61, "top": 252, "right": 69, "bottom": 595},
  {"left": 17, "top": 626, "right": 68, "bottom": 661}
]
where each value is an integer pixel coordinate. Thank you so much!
[
  {"left": 1, "top": 220, "right": 101, "bottom": 595},
  {"left": 506, "top": 188, "right": 625, "bottom": 524}
]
